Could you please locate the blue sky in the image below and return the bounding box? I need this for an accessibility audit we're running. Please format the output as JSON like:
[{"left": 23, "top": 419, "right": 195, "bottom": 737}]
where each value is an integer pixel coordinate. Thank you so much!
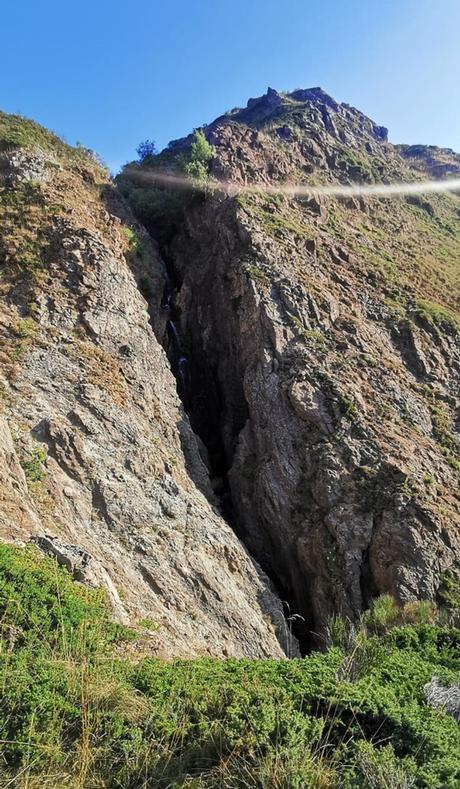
[{"left": 2, "top": 1, "right": 459, "bottom": 173}]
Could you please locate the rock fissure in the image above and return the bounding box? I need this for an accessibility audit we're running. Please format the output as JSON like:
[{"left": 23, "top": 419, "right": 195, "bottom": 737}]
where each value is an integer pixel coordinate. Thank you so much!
[
  {"left": 141, "top": 150, "right": 459, "bottom": 649},
  {"left": 153, "top": 236, "right": 310, "bottom": 651}
]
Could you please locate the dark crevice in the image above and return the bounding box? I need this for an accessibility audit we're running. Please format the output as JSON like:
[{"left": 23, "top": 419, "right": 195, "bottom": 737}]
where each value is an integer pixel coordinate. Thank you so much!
[
  {"left": 152, "top": 247, "right": 309, "bottom": 655},
  {"left": 157, "top": 250, "right": 312, "bottom": 654},
  {"left": 160, "top": 250, "right": 235, "bottom": 503}
]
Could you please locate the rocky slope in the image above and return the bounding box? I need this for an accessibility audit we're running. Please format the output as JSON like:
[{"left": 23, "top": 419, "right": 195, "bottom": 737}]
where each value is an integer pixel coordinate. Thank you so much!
[
  {"left": 0, "top": 112, "right": 288, "bottom": 658},
  {"left": 121, "top": 87, "right": 460, "bottom": 646},
  {"left": 1, "top": 87, "right": 459, "bottom": 656}
]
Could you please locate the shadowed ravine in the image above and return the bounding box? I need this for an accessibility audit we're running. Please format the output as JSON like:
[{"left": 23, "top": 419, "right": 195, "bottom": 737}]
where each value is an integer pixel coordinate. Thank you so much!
[
  {"left": 156, "top": 243, "right": 312, "bottom": 652},
  {"left": 116, "top": 85, "right": 460, "bottom": 663}
]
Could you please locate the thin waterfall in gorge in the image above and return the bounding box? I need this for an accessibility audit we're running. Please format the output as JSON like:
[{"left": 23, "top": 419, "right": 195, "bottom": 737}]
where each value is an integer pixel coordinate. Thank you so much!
[{"left": 164, "top": 278, "right": 190, "bottom": 412}]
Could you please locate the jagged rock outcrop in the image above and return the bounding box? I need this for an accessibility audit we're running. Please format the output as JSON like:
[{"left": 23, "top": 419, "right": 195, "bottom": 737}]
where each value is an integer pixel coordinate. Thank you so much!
[
  {"left": 122, "top": 88, "right": 460, "bottom": 643},
  {"left": 425, "top": 676, "right": 460, "bottom": 722},
  {"left": 0, "top": 112, "right": 289, "bottom": 658}
]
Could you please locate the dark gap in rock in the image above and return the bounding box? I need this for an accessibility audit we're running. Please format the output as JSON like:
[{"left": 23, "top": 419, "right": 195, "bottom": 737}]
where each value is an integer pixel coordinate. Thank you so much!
[{"left": 151, "top": 244, "right": 307, "bottom": 654}]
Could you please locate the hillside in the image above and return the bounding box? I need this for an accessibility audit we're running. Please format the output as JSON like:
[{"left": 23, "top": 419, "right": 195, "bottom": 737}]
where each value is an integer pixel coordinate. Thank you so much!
[
  {"left": 0, "top": 90, "right": 459, "bottom": 786},
  {"left": 0, "top": 110, "right": 286, "bottom": 659},
  {"left": 119, "top": 87, "right": 460, "bottom": 647}
]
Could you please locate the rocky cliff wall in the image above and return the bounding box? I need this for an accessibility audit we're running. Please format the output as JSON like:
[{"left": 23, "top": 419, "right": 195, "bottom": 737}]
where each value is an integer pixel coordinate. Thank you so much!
[
  {"left": 136, "top": 89, "right": 460, "bottom": 644},
  {"left": 0, "top": 117, "right": 289, "bottom": 658}
]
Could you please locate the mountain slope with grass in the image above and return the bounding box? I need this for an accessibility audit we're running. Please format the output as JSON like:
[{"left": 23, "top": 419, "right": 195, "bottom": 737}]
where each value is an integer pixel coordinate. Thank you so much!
[
  {"left": 0, "top": 90, "right": 459, "bottom": 787},
  {"left": 120, "top": 87, "right": 460, "bottom": 647},
  {"left": 0, "top": 544, "right": 459, "bottom": 787}
]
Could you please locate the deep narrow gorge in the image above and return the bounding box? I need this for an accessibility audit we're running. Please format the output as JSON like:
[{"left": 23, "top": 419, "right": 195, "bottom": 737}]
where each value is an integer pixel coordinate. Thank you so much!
[
  {"left": 154, "top": 226, "right": 310, "bottom": 647},
  {"left": 0, "top": 87, "right": 460, "bottom": 786},
  {"left": 120, "top": 87, "right": 460, "bottom": 647}
]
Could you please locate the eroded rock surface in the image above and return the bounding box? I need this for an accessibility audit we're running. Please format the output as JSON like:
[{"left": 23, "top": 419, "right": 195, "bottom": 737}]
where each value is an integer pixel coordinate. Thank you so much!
[
  {"left": 1, "top": 89, "right": 459, "bottom": 653},
  {"left": 0, "top": 117, "right": 289, "bottom": 658},
  {"left": 124, "top": 88, "right": 460, "bottom": 643}
]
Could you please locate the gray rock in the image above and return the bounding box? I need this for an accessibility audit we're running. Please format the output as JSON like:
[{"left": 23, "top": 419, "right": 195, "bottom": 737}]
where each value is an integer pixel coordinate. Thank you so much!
[
  {"left": 0, "top": 144, "right": 289, "bottom": 659},
  {"left": 424, "top": 676, "right": 460, "bottom": 722}
]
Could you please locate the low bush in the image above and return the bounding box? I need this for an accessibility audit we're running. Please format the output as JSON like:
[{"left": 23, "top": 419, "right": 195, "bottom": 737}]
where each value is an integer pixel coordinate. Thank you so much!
[
  {"left": 118, "top": 130, "right": 215, "bottom": 245},
  {"left": 0, "top": 545, "right": 459, "bottom": 787}
]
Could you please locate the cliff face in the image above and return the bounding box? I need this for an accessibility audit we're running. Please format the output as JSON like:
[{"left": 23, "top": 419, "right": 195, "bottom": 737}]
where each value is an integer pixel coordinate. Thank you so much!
[
  {"left": 1, "top": 87, "right": 459, "bottom": 656},
  {"left": 0, "top": 112, "right": 288, "bottom": 658},
  {"left": 122, "top": 88, "right": 460, "bottom": 645}
]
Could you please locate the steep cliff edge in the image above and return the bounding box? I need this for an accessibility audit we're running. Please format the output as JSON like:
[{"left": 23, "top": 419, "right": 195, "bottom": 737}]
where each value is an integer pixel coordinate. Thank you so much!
[
  {"left": 121, "top": 88, "right": 460, "bottom": 645},
  {"left": 0, "top": 111, "right": 288, "bottom": 658}
]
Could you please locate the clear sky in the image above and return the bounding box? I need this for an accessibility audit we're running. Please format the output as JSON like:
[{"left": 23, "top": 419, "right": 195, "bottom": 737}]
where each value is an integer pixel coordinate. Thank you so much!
[{"left": 2, "top": 0, "right": 459, "bottom": 173}]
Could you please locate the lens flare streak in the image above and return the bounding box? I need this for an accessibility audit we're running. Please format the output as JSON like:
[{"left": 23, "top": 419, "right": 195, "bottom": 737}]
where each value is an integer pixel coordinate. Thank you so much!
[{"left": 125, "top": 166, "right": 460, "bottom": 199}]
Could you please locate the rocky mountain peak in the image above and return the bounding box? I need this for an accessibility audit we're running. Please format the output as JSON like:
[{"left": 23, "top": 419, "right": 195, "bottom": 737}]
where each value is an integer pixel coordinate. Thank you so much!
[
  {"left": 189, "top": 86, "right": 393, "bottom": 191},
  {"left": 0, "top": 90, "right": 459, "bottom": 657},
  {"left": 120, "top": 86, "right": 459, "bottom": 646}
]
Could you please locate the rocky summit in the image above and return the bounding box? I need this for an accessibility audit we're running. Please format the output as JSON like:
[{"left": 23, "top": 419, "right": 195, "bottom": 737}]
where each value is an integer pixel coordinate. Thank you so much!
[{"left": 0, "top": 87, "right": 459, "bottom": 657}]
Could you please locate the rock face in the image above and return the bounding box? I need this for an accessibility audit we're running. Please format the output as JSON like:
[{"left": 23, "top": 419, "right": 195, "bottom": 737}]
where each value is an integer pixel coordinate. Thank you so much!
[
  {"left": 425, "top": 676, "right": 460, "bottom": 722},
  {"left": 1, "top": 89, "right": 460, "bottom": 654},
  {"left": 122, "top": 88, "right": 460, "bottom": 644},
  {"left": 0, "top": 112, "right": 288, "bottom": 658}
]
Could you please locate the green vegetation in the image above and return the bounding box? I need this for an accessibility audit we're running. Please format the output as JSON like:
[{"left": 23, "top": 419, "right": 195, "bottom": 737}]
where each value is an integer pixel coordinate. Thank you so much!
[
  {"left": 118, "top": 130, "right": 215, "bottom": 245},
  {"left": 245, "top": 263, "right": 270, "bottom": 284},
  {"left": 337, "top": 148, "right": 378, "bottom": 182},
  {"left": 0, "top": 315, "right": 39, "bottom": 374},
  {"left": 20, "top": 445, "right": 48, "bottom": 482},
  {"left": 11, "top": 317, "right": 37, "bottom": 339},
  {"left": 0, "top": 111, "right": 108, "bottom": 172},
  {"left": 181, "top": 129, "right": 214, "bottom": 183},
  {"left": 286, "top": 312, "right": 329, "bottom": 353},
  {"left": 137, "top": 617, "right": 158, "bottom": 631},
  {"left": 414, "top": 299, "right": 459, "bottom": 335},
  {"left": 324, "top": 193, "right": 460, "bottom": 326},
  {"left": 437, "top": 572, "right": 460, "bottom": 618},
  {"left": 136, "top": 139, "right": 157, "bottom": 161},
  {"left": 237, "top": 192, "right": 315, "bottom": 242},
  {"left": 0, "top": 111, "right": 70, "bottom": 155},
  {"left": 0, "top": 545, "right": 459, "bottom": 787},
  {"left": 122, "top": 226, "right": 143, "bottom": 256},
  {"left": 430, "top": 404, "right": 460, "bottom": 474},
  {"left": 0, "top": 183, "right": 50, "bottom": 279},
  {"left": 263, "top": 211, "right": 315, "bottom": 239},
  {"left": 339, "top": 395, "right": 357, "bottom": 419}
]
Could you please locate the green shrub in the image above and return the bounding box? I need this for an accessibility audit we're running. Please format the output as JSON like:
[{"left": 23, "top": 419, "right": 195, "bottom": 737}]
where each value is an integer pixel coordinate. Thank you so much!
[
  {"left": 121, "top": 225, "right": 143, "bottom": 255},
  {"left": 118, "top": 130, "right": 215, "bottom": 245},
  {"left": 342, "top": 741, "right": 417, "bottom": 788},
  {"left": 437, "top": 572, "right": 460, "bottom": 623},
  {"left": 0, "top": 547, "right": 459, "bottom": 787},
  {"left": 20, "top": 445, "right": 47, "bottom": 482},
  {"left": 136, "top": 139, "right": 157, "bottom": 161},
  {"left": 0, "top": 544, "right": 131, "bottom": 655},
  {"left": 362, "top": 595, "right": 437, "bottom": 635},
  {"left": 182, "top": 129, "right": 214, "bottom": 183}
]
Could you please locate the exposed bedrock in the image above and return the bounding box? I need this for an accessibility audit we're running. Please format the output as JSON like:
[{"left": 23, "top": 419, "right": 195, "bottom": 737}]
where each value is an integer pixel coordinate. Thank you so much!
[
  {"left": 163, "top": 194, "right": 460, "bottom": 644},
  {"left": 0, "top": 144, "right": 289, "bottom": 659}
]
